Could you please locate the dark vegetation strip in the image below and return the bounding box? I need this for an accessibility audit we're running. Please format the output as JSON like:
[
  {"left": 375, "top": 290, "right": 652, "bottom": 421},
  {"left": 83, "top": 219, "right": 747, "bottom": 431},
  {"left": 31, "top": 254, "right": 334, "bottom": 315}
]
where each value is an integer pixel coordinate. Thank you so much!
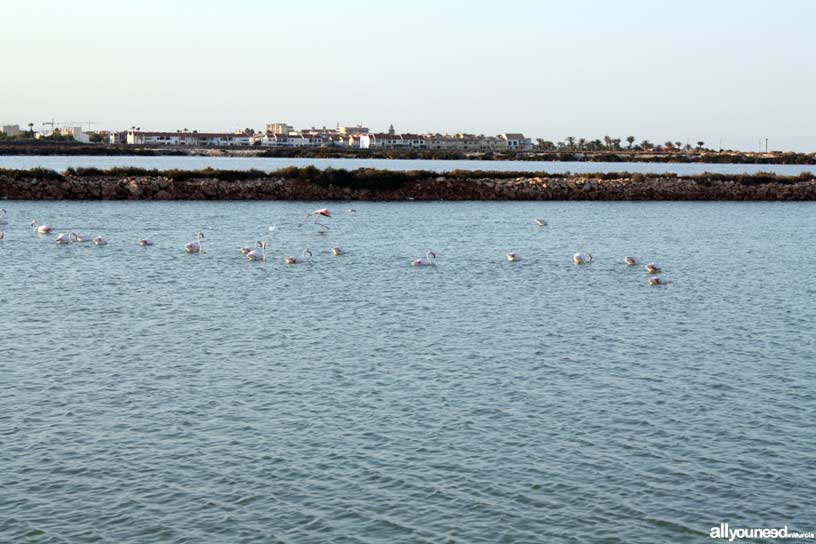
[{"left": 0, "top": 142, "right": 814, "bottom": 164}]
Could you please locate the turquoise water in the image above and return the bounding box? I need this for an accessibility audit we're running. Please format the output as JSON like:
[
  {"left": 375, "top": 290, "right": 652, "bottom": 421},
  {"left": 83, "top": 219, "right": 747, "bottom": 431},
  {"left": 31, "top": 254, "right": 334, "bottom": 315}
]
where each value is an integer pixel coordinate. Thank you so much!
[
  {"left": 0, "top": 155, "right": 814, "bottom": 176},
  {"left": 1, "top": 201, "right": 815, "bottom": 543}
]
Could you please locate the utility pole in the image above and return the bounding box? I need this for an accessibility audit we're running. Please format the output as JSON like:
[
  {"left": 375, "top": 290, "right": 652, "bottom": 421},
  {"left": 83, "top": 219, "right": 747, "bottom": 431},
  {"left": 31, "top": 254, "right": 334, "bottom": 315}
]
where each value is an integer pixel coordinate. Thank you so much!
[{"left": 765, "top": 138, "right": 768, "bottom": 153}]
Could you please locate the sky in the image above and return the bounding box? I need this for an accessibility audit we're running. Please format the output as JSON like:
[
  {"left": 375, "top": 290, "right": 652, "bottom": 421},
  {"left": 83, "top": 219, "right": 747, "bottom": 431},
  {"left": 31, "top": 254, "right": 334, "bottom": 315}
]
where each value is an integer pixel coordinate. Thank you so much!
[{"left": 1, "top": 0, "right": 814, "bottom": 151}]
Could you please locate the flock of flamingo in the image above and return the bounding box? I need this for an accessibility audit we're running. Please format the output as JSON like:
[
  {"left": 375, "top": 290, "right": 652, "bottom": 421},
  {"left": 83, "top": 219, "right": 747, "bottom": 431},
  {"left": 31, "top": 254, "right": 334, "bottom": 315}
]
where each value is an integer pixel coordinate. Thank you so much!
[{"left": 0, "top": 207, "right": 665, "bottom": 284}]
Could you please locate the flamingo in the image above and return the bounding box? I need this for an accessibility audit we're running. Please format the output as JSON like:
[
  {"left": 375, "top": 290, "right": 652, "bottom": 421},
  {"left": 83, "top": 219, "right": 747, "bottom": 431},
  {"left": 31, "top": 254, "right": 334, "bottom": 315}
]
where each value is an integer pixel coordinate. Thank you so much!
[
  {"left": 239, "top": 246, "right": 253, "bottom": 255},
  {"left": 645, "top": 263, "right": 662, "bottom": 274},
  {"left": 411, "top": 250, "right": 437, "bottom": 267},
  {"left": 624, "top": 256, "right": 636, "bottom": 266},
  {"left": 55, "top": 232, "right": 71, "bottom": 245},
  {"left": 93, "top": 236, "right": 108, "bottom": 246},
  {"left": 506, "top": 252, "right": 521, "bottom": 262},
  {"left": 71, "top": 233, "right": 92, "bottom": 243},
  {"left": 137, "top": 239, "right": 154, "bottom": 246},
  {"left": 0, "top": 208, "right": 7, "bottom": 225},
  {"left": 246, "top": 241, "right": 267, "bottom": 262},
  {"left": 647, "top": 277, "right": 663, "bottom": 286},
  {"left": 304, "top": 208, "right": 331, "bottom": 230},
  {"left": 31, "top": 220, "right": 54, "bottom": 235},
  {"left": 331, "top": 246, "right": 343, "bottom": 256},
  {"left": 347, "top": 208, "right": 357, "bottom": 214},
  {"left": 0, "top": 230, "right": 4, "bottom": 241},
  {"left": 185, "top": 232, "right": 204, "bottom": 253},
  {"left": 535, "top": 218, "right": 547, "bottom": 227},
  {"left": 284, "top": 249, "right": 312, "bottom": 264},
  {"left": 573, "top": 252, "right": 593, "bottom": 265}
]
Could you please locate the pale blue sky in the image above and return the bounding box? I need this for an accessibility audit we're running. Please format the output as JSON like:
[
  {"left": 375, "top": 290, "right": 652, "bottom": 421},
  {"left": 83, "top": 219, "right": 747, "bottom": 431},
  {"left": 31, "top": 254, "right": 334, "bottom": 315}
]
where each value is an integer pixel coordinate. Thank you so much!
[{"left": 2, "top": 0, "right": 813, "bottom": 150}]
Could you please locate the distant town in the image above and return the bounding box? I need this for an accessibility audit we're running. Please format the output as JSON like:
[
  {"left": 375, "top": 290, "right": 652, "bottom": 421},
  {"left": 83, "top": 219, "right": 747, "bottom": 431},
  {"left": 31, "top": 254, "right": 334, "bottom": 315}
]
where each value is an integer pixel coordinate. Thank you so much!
[
  {"left": 0, "top": 121, "right": 807, "bottom": 159},
  {"left": 1, "top": 121, "right": 537, "bottom": 151}
]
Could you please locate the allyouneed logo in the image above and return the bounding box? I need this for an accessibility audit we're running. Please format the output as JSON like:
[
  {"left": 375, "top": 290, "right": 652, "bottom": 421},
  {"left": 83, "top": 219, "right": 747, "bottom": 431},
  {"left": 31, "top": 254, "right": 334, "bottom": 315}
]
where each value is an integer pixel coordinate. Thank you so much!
[{"left": 710, "top": 523, "right": 815, "bottom": 541}]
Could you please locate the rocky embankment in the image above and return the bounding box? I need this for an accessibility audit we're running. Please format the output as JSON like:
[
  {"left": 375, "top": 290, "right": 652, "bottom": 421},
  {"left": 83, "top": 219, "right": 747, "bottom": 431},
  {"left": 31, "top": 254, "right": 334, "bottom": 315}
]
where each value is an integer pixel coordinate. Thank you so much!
[{"left": 1, "top": 170, "right": 815, "bottom": 200}]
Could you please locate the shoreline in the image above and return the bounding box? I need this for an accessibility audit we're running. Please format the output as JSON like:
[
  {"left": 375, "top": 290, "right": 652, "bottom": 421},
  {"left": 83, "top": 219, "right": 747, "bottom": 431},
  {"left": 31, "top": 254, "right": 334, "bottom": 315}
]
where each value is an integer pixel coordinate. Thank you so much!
[
  {"left": 0, "top": 143, "right": 814, "bottom": 165},
  {"left": 1, "top": 167, "right": 815, "bottom": 201}
]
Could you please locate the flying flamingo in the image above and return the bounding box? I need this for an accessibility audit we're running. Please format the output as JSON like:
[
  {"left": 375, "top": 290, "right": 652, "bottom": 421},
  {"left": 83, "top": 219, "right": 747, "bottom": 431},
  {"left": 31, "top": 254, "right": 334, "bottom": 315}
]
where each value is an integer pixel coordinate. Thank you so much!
[
  {"left": 246, "top": 241, "right": 267, "bottom": 262},
  {"left": 304, "top": 208, "right": 331, "bottom": 230},
  {"left": 93, "top": 236, "right": 108, "bottom": 246},
  {"left": 411, "top": 250, "right": 437, "bottom": 267},
  {"left": 185, "top": 232, "right": 204, "bottom": 253},
  {"left": 138, "top": 239, "right": 154, "bottom": 246},
  {"left": 506, "top": 252, "right": 521, "bottom": 262},
  {"left": 573, "top": 252, "right": 593, "bottom": 265},
  {"left": 645, "top": 263, "right": 662, "bottom": 274},
  {"left": 31, "top": 220, "right": 54, "bottom": 235},
  {"left": 624, "top": 256, "right": 636, "bottom": 266},
  {"left": 284, "top": 249, "right": 312, "bottom": 264},
  {"left": 55, "top": 232, "right": 71, "bottom": 245}
]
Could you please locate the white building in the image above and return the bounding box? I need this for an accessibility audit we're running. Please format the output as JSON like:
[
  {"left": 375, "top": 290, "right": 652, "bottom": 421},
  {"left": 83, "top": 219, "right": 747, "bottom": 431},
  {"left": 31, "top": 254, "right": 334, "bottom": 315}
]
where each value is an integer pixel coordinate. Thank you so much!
[
  {"left": 1, "top": 124, "right": 21, "bottom": 137},
  {"left": 499, "top": 133, "right": 533, "bottom": 151},
  {"left": 60, "top": 126, "right": 91, "bottom": 144},
  {"left": 127, "top": 131, "right": 251, "bottom": 146}
]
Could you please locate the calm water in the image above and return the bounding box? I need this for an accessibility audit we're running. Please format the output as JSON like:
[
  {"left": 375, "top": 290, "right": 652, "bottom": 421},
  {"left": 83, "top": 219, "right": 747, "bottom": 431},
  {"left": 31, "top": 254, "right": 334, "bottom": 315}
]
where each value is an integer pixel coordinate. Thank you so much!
[
  {"left": 1, "top": 155, "right": 814, "bottom": 176},
  {"left": 1, "top": 201, "right": 814, "bottom": 543}
]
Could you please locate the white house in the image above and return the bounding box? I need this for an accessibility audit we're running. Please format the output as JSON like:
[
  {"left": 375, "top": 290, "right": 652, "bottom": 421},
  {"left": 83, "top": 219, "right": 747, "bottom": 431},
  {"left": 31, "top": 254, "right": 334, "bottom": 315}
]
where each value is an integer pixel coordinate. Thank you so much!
[{"left": 127, "top": 131, "right": 252, "bottom": 146}]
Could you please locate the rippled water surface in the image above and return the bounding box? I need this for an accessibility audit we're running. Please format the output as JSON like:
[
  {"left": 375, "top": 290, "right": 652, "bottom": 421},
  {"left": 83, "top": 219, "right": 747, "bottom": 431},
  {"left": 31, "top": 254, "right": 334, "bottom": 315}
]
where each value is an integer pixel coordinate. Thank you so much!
[
  {"left": 1, "top": 201, "right": 815, "bottom": 543},
  {"left": 1, "top": 154, "right": 814, "bottom": 176}
]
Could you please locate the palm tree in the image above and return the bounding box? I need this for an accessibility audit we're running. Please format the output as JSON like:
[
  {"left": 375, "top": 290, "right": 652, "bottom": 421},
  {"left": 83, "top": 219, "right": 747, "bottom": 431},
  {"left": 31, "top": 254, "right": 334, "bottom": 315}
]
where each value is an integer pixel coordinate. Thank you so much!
[
  {"left": 566, "top": 136, "right": 576, "bottom": 150},
  {"left": 697, "top": 141, "right": 705, "bottom": 149},
  {"left": 27, "top": 122, "right": 34, "bottom": 137},
  {"left": 626, "top": 136, "right": 635, "bottom": 149},
  {"left": 640, "top": 140, "right": 653, "bottom": 150},
  {"left": 664, "top": 141, "right": 674, "bottom": 150},
  {"left": 674, "top": 141, "right": 682, "bottom": 150},
  {"left": 603, "top": 135, "right": 612, "bottom": 149},
  {"left": 578, "top": 138, "right": 586, "bottom": 151}
]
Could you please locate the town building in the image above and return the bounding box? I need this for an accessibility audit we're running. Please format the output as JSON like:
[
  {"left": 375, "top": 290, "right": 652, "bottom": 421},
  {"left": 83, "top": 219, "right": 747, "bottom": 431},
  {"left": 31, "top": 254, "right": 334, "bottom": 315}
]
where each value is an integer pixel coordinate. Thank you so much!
[
  {"left": 1, "top": 124, "right": 21, "bottom": 137},
  {"left": 127, "top": 131, "right": 252, "bottom": 146}
]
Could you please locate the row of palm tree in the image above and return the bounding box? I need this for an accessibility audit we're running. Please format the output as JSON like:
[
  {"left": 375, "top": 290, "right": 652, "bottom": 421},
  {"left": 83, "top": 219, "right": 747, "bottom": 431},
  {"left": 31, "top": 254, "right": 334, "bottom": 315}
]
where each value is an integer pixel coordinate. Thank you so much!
[{"left": 536, "top": 136, "right": 709, "bottom": 153}]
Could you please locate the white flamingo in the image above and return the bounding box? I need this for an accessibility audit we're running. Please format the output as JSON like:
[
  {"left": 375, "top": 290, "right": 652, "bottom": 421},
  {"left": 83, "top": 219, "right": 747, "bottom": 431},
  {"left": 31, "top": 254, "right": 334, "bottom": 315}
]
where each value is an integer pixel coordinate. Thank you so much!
[
  {"left": 185, "top": 232, "right": 204, "bottom": 253},
  {"left": 645, "top": 262, "right": 662, "bottom": 274},
  {"left": 331, "top": 246, "right": 343, "bottom": 256},
  {"left": 246, "top": 241, "right": 267, "bottom": 262},
  {"left": 0, "top": 230, "right": 4, "bottom": 241},
  {"left": 31, "top": 220, "right": 54, "bottom": 235},
  {"left": 647, "top": 277, "right": 663, "bottom": 286},
  {"left": 284, "top": 249, "right": 312, "bottom": 264},
  {"left": 55, "top": 232, "right": 71, "bottom": 245},
  {"left": 239, "top": 246, "right": 253, "bottom": 255},
  {"left": 71, "top": 233, "right": 92, "bottom": 243},
  {"left": 624, "top": 256, "right": 636, "bottom": 266},
  {"left": 0, "top": 208, "right": 7, "bottom": 225},
  {"left": 411, "top": 250, "right": 437, "bottom": 267},
  {"left": 506, "top": 252, "right": 521, "bottom": 262},
  {"left": 93, "top": 236, "right": 108, "bottom": 246},
  {"left": 573, "top": 252, "right": 593, "bottom": 265},
  {"left": 535, "top": 218, "right": 547, "bottom": 227},
  {"left": 138, "top": 239, "right": 154, "bottom": 246}
]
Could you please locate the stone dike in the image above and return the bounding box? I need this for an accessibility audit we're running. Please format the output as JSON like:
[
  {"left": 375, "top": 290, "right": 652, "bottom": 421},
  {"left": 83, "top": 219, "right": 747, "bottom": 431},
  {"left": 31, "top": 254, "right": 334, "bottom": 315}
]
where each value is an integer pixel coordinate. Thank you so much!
[{"left": 1, "top": 168, "right": 815, "bottom": 201}]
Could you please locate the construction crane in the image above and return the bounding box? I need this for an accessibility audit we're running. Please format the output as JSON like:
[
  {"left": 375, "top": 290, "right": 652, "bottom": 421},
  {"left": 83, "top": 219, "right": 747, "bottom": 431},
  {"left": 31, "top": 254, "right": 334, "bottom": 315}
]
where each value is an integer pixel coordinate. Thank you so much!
[
  {"left": 64, "top": 121, "right": 99, "bottom": 132},
  {"left": 42, "top": 118, "right": 57, "bottom": 134}
]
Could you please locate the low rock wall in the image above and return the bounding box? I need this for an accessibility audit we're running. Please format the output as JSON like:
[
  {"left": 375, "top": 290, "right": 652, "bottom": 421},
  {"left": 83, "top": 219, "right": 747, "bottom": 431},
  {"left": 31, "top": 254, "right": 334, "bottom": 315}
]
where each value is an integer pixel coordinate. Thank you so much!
[{"left": 1, "top": 174, "right": 815, "bottom": 200}]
